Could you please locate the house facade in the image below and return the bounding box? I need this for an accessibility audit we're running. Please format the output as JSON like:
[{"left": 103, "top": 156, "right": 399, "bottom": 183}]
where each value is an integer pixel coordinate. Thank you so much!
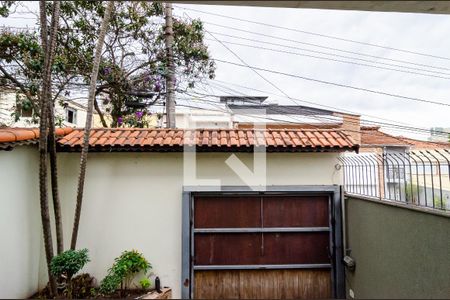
[
  {"left": 0, "top": 127, "right": 357, "bottom": 299},
  {"left": 344, "top": 126, "right": 450, "bottom": 209},
  {"left": 0, "top": 89, "right": 105, "bottom": 128}
]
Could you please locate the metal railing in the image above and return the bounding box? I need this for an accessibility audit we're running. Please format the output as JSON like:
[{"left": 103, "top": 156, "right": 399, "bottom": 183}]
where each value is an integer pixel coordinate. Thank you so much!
[{"left": 339, "top": 150, "right": 450, "bottom": 211}]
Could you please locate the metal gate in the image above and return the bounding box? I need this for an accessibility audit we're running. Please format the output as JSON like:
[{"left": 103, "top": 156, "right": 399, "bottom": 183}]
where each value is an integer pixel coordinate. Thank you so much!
[{"left": 182, "top": 186, "right": 344, "bottom": 299}]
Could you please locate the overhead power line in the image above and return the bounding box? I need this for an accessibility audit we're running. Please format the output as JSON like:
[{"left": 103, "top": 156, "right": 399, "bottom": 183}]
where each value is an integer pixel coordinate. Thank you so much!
[
  {"left": 198, "top": 21, "right": 450, "bottom": 73},
  {"left": 175, "top": 96, "right": 440, "bottom": 138},
  {"left": 205, "top": 38, "right": 450, "bottom": 80},
  {"left": 202, "top": 26, "right": 338, "bottom": 129},
  {"left": 196, "top": 82, "right": 448, "bottom": 137},
  {"left": 205, "top": 31, "right": 450, "bottom": 75},
  {"left": 209, "top": 79, "right": 416, "bottom": 127},
  {"left": 214, "top": 59, "right": 450, "bottom": 108},
  {"left": 176, "top": 6, "right": 450, "bottom": 61}
]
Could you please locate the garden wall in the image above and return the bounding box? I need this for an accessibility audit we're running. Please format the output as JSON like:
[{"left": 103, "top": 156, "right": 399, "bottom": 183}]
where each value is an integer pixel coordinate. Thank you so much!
[
  {"left": 0, "top": 146, "right": 42, "bottom": 298},
  {"left": 345, "top": 196, "right": 450, "bottom": 298},
  {"left": 55, "top": 151, "right": 342, "bottom": 298}
]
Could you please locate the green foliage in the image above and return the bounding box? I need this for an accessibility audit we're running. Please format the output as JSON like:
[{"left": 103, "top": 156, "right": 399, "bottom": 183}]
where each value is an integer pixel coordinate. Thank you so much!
[
  {"left": 0, "top": 1, "right": 16, "bottom": 17},
  {"left": 405, "top": 182, "right": 420, "bottom": 203},
  {"left": 0, "top": 1, "right": 214, "bottom": 127},
  {"left": 99, "top": 273, "right": 122, "bottom": 295},
  {"left": 99, "top": 250, "right": 151, "bottom": 295},
  {"left": 50, "top": 248, "right": 90, "bottom": 279},
  {"left": 139, "top": 277, "right": 151, "bottom": 289},
  {"left": 433, "top": 196, "right": 447, "bottom": 210}
]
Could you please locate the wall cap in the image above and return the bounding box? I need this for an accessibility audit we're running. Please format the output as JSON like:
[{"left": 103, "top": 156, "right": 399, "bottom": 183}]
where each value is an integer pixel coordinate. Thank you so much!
[{"left": 345, "top": 193, "right": 450, "bottom": 218}]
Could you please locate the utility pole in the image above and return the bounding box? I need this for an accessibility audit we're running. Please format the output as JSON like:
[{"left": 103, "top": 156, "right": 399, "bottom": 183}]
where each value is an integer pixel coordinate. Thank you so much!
[{"left": 164, "top": 2, "right": 176, "bottom": 128}]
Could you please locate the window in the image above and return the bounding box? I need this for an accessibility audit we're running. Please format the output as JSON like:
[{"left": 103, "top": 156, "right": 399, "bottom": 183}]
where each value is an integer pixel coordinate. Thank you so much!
[
  {"left": 65, "top": 107, "right": 77, "bottom": 124},
  {"left": 15, "top": 96, "right": 33, "bottom": 118}
]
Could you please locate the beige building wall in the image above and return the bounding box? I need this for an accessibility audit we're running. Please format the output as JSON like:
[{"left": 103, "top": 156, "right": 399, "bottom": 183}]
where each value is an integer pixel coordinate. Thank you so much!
[
  {"left": 55, "top": 151, "right": 342, "bottom": 298},
  {"left": 0, "top": 147, "right": 343, "bottom": 298},
  {"left": 0, "top": 146, "right": 42, "bottom": 298}
]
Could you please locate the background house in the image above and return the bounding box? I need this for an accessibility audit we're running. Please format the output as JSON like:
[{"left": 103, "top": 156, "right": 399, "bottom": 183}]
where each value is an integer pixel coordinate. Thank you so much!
[
  {"left": 0, "top": 89, "right": 105, "bottom": 128},
  {"left": 344, "top": 126, "right": 450, "bottom": 209}
]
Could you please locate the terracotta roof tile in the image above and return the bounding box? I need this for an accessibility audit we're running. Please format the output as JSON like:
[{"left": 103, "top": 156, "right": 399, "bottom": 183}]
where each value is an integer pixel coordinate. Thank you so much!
[
  {"left": 397, "top": 136, "right": 450, "bottom": 150},
  {"left": 361, "top": 127, "right": 450, "bottom": 149},
  {"left": 0, "top": 127, "right": 73, "bottom": 149},
  {"left": 361, "top": 127, "right": 410, "bottom": 146},
  {"left": 56, "top": 128, "right": 357, "bottom": 152}
]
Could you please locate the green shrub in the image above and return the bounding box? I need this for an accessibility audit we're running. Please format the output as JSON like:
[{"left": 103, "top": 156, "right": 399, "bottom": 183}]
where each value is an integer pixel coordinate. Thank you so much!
[
  {"left": 99, "top": 250, "right": 151, "bottom": 295},
  {"left": 50, "top": 248, "right": 90, "bottom": 280},
  {"left": 50, "top": 249, "right": 90, "bottom": 298},
  {"left": 140, "top": 278, "right": 151, "bottom": 289}
]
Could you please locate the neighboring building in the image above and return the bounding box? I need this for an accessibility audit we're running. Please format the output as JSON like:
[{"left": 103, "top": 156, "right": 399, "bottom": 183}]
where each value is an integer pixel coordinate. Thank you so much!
[
  {"left": 0, "top": 89, "right": 105, "bottom": 128},
  {"left": 345, "top": 126, "right": 450, "bottom": 209},
  {"left": 429, "top": 127, "right": 450, "bottom": 142},
  {"left": 169, "top": 95, "right": 362, "bottom": 147}
]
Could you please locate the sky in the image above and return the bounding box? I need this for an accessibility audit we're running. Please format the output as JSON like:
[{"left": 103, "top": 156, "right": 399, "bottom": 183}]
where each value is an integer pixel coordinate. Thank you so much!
[{"left": 1, "top": 2, "right": 450, "bottom": 139}]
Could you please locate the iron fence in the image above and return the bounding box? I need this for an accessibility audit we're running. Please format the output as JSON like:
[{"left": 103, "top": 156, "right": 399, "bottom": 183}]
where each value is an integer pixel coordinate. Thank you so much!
[{"left": 338, "top": 149, "right": 450, "bottom": 211}]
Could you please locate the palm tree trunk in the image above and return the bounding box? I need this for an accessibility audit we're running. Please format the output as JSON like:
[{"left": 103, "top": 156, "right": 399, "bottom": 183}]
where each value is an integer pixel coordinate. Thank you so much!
[
  {"left": 38, "top": 0, "right": 61, "bottom": 296},
  {"left": 70, "top": 1, "right": 114, "bottom": 250},
  {"left": 48, "top": 105, "right": 64, "bottom": 254}
]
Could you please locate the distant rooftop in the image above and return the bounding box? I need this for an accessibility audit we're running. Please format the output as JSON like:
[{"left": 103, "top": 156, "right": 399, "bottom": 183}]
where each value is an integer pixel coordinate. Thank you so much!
[
  {"left": 228, "top": 104, "right": 336, "bottom": 116},
  {"left": 219, "top": 96, "right": 268, "bottom": 105}
]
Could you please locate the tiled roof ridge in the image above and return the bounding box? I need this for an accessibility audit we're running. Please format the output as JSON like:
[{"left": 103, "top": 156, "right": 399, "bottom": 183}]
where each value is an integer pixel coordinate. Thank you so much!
[
  {"left": 397, "top": 135, "right": 450, "bottom": 147},
  {"left": 57, "top": 127, "right": 358, "bottom": 152},
  {"left": 0, "top": 127, "right": 73, "bottom": 143},
  {"left": 75, "top": 127, "right": 349, "bottom": 132}
]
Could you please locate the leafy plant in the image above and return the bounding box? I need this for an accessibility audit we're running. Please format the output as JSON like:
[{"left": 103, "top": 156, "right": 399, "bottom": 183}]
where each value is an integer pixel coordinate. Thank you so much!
[
  {"left": 99, "top": 250, "right": 151, "bottom": 295},
  {"left": 50, "top": 249, "right": 90, "bottom": 297},
  {"left": 139, "top": 277, "right": 151, "bottom": 289},
  {"left": 50, "top": 248, "right": 90, "bottom": 279}
]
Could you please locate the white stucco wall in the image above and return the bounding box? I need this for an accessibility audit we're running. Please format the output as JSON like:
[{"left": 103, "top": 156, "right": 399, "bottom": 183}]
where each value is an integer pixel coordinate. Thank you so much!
[
  {"left": 55, "top": 151, "right": 342, "bottom": 298},
  {"left": 0, "top": 147, "right": 343, "bottom": 298},
  {"left": 0, "top": 146, "right": 42, "bottom": 298}
]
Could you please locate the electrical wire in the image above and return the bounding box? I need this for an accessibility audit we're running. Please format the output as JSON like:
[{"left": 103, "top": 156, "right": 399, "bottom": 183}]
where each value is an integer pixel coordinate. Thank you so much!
[
  {"left": 200, "top": 21, "right": 450, "bottom": 73},
  {"left": 189, "top": 83, "right": 448, "bottom": 138},
  {"left": 175, "top": 5, "right": 450, "bottom": 61},
  {"left": 205, "top": 38, "right": 450, "bottom": 80},
  {"left": 214, "top": 59, "right": 450, "bottom": 108},
  {"left": 177, "top": 95, "right": 442, "bottom": 139},
  {"left": 205, "top": 30, "right": 450, "bottom": 74}
]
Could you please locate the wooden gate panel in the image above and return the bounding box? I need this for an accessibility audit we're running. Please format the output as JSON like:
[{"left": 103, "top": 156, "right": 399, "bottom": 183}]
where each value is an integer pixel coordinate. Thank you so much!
[
  {"left": 194, "top": 196, "right": 261, "bottom": 228},
  {"left": 194, "top": 232, "right": 329, "bottom": 265},
  {"left": 194, "top": 269, "right": 331, "bottom": 299},
  {"left": 195, "top": 233, "right": 261, "bottom": 265},
  {"left": 261, "top": 232, "right": 329, "bottom": 264},
  {"left": 263, "top": 196, "right": 329, "bottom": 227}
]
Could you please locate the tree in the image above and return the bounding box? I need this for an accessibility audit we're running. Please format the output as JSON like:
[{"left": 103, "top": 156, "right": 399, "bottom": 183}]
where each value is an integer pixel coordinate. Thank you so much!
[
  {"left": 0, "top": 1, "right": 214, "bottom": 128},
  {"left": 70, "top": 0, "right": 114, "bottom": 250},
  {"left": 0, "top": 0, "right": 66, "bottom": 255},
  {"left": 57, "top": 1, "right": 215, "bottom": 127},
  {"left": 38, "top": 0, "right": 61, "bottom": 295}
]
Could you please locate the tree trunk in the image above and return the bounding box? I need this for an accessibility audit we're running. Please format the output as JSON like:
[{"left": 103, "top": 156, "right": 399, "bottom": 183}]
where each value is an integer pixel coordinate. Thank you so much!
[
  {"left": 38, "top": 0, "right": 61, "bottom": 296},
  {"left": 48, "top": 105, "right": 64, "bottom": 254},
  {"left": 71, "top": 1, "right": 114, "bottom": 250},
  {"left": 164, "top": 2, "right": 176, "bottom": 128},
  {"left": 94, "top": 97, "right": 108, "bottom": 127}
]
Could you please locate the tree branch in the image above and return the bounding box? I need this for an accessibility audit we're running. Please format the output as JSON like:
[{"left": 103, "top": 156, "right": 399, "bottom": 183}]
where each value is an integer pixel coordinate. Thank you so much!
[
  {"left": 0, "top": 64, "right": 38, "bottom": 111},
  {"left": 94, "top": 97, "right": 108, "bottom": 127}
]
